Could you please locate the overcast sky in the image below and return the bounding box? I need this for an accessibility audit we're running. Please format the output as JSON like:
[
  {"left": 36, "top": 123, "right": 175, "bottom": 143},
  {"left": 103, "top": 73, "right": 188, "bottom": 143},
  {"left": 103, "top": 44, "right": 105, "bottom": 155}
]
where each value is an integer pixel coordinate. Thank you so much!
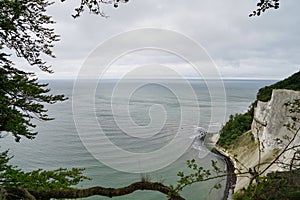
[{"left": 19, "top": 0, "right": 300, "bottom": 79}]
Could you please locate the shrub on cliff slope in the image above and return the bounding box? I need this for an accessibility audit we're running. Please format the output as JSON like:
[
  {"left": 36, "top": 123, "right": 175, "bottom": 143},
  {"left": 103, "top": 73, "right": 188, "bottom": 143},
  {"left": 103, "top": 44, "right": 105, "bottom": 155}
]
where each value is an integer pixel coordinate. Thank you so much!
[
  {"left": 233, "top": 170, "right": 300, "bottom": 200},
  {"left": 217, "top": 109, "right": 253, "bottom": 148}
]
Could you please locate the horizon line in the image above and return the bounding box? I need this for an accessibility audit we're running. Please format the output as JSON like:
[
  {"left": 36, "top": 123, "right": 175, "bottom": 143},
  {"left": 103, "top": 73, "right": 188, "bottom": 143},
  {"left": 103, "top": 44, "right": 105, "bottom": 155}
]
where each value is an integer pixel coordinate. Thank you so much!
[{"left": 39, "top": 77, "right": 280, "bottom": 81}]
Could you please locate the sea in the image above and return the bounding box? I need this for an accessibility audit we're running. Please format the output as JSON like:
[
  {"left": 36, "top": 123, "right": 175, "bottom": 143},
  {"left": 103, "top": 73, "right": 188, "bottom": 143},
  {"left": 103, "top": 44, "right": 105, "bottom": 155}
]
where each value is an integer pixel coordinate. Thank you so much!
[{"left": 1, "top": 79, "right": 276, "bottom": 199}]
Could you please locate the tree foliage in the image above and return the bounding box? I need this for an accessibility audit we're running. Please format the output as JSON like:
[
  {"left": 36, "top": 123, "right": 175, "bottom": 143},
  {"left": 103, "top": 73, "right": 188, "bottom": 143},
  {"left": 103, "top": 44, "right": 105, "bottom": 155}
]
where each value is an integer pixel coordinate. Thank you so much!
[
  {"left": 217, "top": 108, "right": 254, "bottom": 148},
  {"left": 168, "top": 159, "right": 223, "bottom": 198},
  {"left": 250, "top": 0, "right": 280, "bottom": 17},
  {"left": 61, "top": 0, "right": 279, "bottom": 18},
  {"left": 0, "top": 150, "right": 88, "bottom": 191},
  {"left": 0, "top": 0, "right": 67, "bottom": 141},
  {"left": 257, "top": 71, "right": 300, "bottom": 102},
  {"left": 0, "top": 158, "right": 228, "bottom": 200},
  {"left": 0, "top": 0, "right": 84, "bottom": 198},
  {"left": 0, "top": 52, "right": 66, "bottom": 142},
  {"left": 0, "top": 0, "right": 59, "bottom": 72},
  {"left": 234, "top": 171, "right": 300, "bottom": 200},
  {"left": 61, "top": 0, "right": 129, "bottom": 18}
]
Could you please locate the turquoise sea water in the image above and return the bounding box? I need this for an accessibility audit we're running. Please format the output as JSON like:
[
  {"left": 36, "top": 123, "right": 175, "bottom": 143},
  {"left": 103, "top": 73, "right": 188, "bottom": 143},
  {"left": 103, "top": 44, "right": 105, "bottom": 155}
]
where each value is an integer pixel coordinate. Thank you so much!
[{"left": 1, "top": 79, "right": 276, "bottom": 199}]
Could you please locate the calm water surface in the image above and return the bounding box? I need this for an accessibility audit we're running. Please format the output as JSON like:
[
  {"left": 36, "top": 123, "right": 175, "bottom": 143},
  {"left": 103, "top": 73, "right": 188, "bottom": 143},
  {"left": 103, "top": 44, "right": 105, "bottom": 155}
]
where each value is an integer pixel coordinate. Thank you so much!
[{"left": 1, "top": 79, "right": 276, "bottom": 199}]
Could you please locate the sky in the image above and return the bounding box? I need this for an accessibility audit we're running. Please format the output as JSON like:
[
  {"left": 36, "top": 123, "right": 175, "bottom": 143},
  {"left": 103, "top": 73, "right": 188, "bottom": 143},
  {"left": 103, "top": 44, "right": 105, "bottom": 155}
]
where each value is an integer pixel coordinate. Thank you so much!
[{"left": 16, "top": 0, "right": 300, "bottom": 80}]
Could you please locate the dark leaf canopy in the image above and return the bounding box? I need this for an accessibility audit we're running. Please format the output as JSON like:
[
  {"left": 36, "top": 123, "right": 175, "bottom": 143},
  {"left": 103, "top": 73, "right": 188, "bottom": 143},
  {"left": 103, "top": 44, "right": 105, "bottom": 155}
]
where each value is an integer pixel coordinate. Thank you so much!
[
  {"left": 0, "top": 52, "right": 66, "bottom": 142},
  {"left": 0, "top": 0, "right": 67, "bottom": 141},
  {"left": 0, "top": 0, "right": 59, "bottom": 72},
  {"left": 61, "top": 0, "right": 279, "bottom": 18},
  {"left": 61, "top": 0, "right": 129, "bottom": 18},
  {"left": 250, "top": 0, "right": 280, "bottom": 17}
]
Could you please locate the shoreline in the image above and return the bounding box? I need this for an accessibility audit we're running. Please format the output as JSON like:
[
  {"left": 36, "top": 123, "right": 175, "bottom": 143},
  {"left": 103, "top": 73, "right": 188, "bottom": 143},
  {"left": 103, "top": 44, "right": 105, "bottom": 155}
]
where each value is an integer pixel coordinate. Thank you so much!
[
  {"left": 214, "top": 146, "right": 237, "bottom": 200},
  {"left": 206, "top": 133, "right": 237, "bottom": 200}
]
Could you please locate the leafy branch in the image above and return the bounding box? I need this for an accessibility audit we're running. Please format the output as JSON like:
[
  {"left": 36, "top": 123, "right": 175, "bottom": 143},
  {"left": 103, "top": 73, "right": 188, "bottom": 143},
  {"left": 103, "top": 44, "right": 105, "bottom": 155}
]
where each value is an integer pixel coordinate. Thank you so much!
[
  {"left": 250, "top": 0, "right": 280, "bottom": 17},
  {"left": 61, "top": 0, "right": 129, "bottom": 18},
  {"left": 168, "top": 159, "right": 226, "bottom": 198}
]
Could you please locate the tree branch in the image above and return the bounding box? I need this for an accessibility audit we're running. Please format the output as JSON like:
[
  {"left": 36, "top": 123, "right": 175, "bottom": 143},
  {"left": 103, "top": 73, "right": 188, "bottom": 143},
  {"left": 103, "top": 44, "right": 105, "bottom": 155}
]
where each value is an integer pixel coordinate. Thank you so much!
[
  {"left": 2, "top": 181, "right": 185, "bottom": 200},
  {"left": 259, "top": 127, "right": 300, "bottom": 176}
]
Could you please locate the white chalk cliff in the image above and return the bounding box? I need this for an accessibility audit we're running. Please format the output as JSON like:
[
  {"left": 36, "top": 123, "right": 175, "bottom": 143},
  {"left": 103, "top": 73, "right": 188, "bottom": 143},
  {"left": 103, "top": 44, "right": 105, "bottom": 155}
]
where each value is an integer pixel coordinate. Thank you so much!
[
  {"left": 252, "top": 89, "right": 300, "bottom": 150},
  {"left": 224, "top": 89, "right": 300, "bottom": 191}
]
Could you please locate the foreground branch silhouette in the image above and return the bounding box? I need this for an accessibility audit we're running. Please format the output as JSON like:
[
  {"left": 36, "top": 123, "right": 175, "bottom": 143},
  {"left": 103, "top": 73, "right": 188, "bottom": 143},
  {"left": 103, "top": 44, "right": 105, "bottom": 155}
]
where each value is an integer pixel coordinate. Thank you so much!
[
  {"left": 2, "top": 181, "right": 184, "bottom": 200},
  {"left": 1, "top": 158, "right": 232, "bottom": 200}
]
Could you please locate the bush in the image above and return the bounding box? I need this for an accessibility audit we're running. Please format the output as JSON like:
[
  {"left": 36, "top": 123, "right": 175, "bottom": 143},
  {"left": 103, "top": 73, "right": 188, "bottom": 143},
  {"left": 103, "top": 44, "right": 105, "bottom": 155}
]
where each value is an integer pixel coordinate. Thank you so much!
[
  {"left": 234, "top": 170, "right": 300, "bottom": 200},
  {"left": 217, "top": 108, "right": 253, "bottom": 148}
]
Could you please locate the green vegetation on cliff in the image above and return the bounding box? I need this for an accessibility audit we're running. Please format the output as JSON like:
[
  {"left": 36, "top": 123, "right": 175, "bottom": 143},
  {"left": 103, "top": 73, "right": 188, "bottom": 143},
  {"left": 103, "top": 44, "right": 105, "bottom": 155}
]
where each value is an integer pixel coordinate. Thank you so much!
[
  {"left": 234, "top": 170, "right": 300, "bottom": 200},
  {"left": 217, "top": 71, "right": 300, "bottom": 148},
  {"left": 257, "top": 71, "right": 300, "bottom": 102},
  {"left": 217, "top": 109, "right": 253, "bottom": 148}
]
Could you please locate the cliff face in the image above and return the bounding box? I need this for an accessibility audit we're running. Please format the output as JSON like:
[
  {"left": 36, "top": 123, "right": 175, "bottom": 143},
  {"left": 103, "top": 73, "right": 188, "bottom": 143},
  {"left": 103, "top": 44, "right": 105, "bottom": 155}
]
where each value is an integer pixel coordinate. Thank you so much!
[
  {"left": 252, "top": 89, "right": 300, "bottom": 150},
  {"left": 224, "top": 89, "right": 300, "bottom": 191}
]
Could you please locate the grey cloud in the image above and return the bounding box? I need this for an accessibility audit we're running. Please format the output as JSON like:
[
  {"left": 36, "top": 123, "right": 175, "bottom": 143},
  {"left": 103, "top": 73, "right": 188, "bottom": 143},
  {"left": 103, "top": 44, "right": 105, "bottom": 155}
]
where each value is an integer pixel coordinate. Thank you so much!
[{"left": 34, "top": 0, "right": 300, "bottom": 79}]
